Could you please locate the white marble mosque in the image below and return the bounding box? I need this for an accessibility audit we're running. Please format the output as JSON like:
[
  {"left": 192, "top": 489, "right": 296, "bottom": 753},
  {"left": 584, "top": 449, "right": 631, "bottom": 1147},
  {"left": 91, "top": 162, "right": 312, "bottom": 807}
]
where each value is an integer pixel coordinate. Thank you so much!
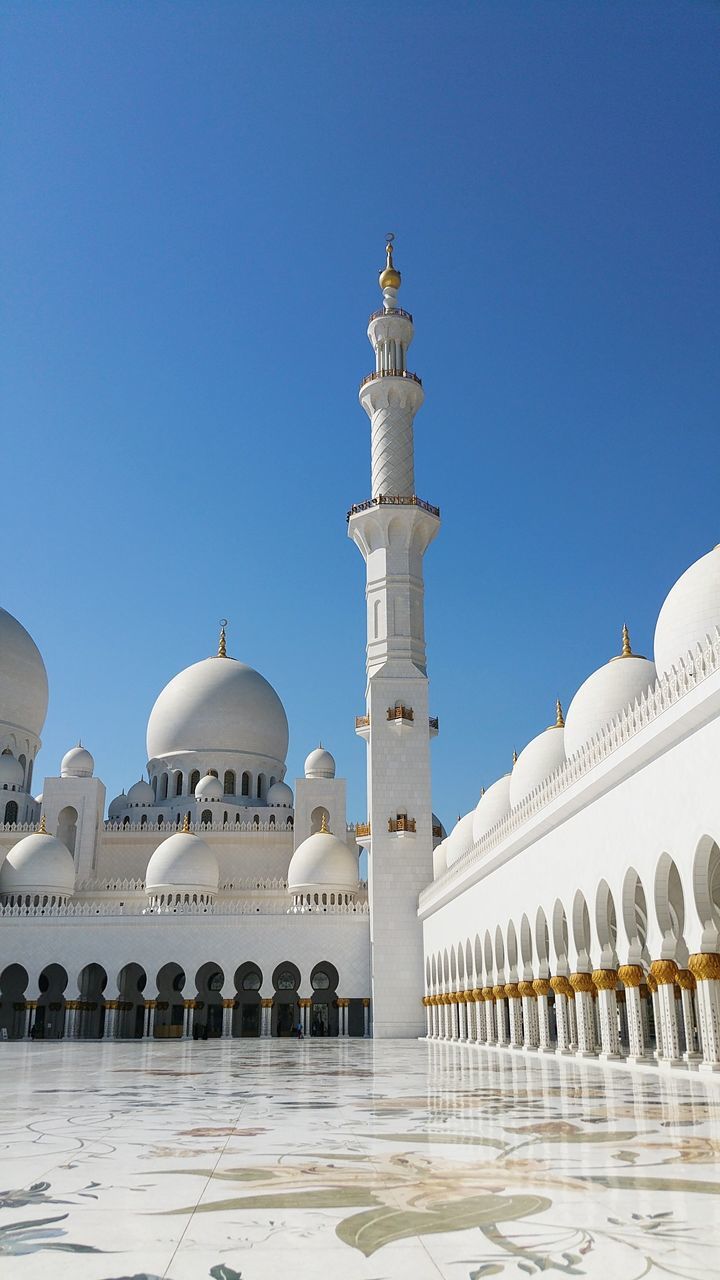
[{"left": 2, "top": 239, "right": 720, "bottom": 1085}]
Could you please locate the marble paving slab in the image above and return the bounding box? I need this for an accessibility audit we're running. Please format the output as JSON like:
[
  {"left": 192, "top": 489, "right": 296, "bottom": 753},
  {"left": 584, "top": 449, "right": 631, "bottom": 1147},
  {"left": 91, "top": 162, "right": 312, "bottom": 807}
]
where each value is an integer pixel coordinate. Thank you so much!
[{"left": 1, "top": 1038, "right": 719, "bottom": 1278}]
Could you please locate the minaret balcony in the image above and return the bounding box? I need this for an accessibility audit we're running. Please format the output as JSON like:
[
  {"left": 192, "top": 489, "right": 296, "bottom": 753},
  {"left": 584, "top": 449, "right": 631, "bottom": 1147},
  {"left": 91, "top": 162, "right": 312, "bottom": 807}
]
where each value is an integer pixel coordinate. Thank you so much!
[
  {"left": 355, "top": 821, "right": 371, "bottom": 847},
  {"left": 354, "top": 715, "right": 370, "bottom": 740},
  {"left": 369, "top": 306, "right": 413, "bottom": 323},
  {"left": 359, "top": 369, "right": 422, "bottom": 390},
  {"left": 387, "top": 705, "right": 414, "bottom": 724},
  {"left": 347, "top": 494, "right": 440, "bottom": 523},
  {"left": 388, "top": 815, "right": 416, "bottom": 836},
  {"left": 429, "top": 716, "right": 439, "bottom": 738}
]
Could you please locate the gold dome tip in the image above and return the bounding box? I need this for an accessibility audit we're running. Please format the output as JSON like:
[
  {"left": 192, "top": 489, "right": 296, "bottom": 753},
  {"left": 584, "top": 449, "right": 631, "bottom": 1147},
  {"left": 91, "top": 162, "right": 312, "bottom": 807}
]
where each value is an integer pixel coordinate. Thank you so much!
[
  {"left": 379, "top": 233, "right": 401, "bottom": 290},
  {"left": 38, "top": 813, "right": 47, "bottom": 834},
  {"left": 320, "top": 812, "right": 330, "bottom": 834},
  {"left": 621, "top": 623, "right": 632, "bottom": 658},
  {"left": 555, "top": 699, "right": 565, "bottom": 729},
  {"left": 182, "top": 812, "right": 191, "bottom": 833},
  {"left": 512, "top": 748, "right": 518, "bottom": 765}
]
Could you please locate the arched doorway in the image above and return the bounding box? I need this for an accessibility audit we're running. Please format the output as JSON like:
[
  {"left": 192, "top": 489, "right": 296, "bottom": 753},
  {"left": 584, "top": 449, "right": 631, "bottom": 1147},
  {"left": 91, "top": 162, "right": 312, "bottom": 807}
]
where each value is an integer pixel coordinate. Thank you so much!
[
  {"left": 0, "top": 963, "right": 29, "bottom": 1039},
  {"left": 271, "top": 962, "right": 300, "bottom": 1037},
  {"left": 194, "top": 962, "right": 224, "bottom": 1038},
  {"left": 232, "top": 963, "right": 262, "bottom": 1037},
  {"left": 57, "top": 806, "right": 78, "bottom": 857},
  {"left": 77, "top": 963, "right": 107, "bottom": 1038},
  {"left": 310, "top": 961, "right": 339, "bottom": 1036},
  {"left": 154, "top": 963, "right": 186, "bottom": 1038},
  {"left": 116, "top": 963, "right": 147, "bottom": 1038},
  {"left": 34, "top": 964, "right": 68, "bottom": 1039}
]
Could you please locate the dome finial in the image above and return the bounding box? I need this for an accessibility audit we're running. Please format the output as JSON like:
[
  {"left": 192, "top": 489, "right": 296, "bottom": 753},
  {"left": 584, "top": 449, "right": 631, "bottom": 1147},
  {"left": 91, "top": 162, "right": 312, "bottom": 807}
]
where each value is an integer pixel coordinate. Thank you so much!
[
  {"left": 217, "top": 618, "right": 228, "bottom": 658},
  {"left": 621, "top": 623, "right": 633, "bottom": 658},
  {"left": 320, "top": 812, "right": 330, "bottom": 835},
  {"left": 555, "top": 698, "right": 565, "bottom": 728},
  {"left": 512, "top": 747, "right": 518, "bottom": 765},
  {"left": 38, "top": 813, "right": 47, "bottom": 834},
  {"left": 379, "top": 232, "right": 401, "bottom": 292},
  {"left": 182, "top": 812, "right": 191, "bottom": 833}
]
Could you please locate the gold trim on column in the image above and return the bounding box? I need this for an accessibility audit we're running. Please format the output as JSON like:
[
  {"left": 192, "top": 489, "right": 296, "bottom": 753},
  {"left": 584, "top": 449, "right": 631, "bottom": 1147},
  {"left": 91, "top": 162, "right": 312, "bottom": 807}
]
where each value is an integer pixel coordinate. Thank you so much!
[
  {"left": 650, "top": 959, "right": 679, "bottom": 986},
  {"left": 532, "top": 978, "right": 551, "bottom": 997},
  {"left": 550, "top": 975, "right": 573, "bottom": 998},
  {"left": 482, "top": 986, "right": 494, "bottom": 1001},
  {"left": 646, "top": 974, "right": 658, "bottom": 993},
  {"left": 689, "top": 952, "right": 720, "bottom": 982},
  {"left": 261, "top": 998, "right": 273, "bottom": 1008},
  {"left": 676, "top": 969, "right": 696, "bottom": 990},
  {"left": 617, "top": 964, "right": 644, "bottom": 988},
  {"left": 492, "top": 985, "right": 505, "bottom": 1000},
  {"left": 471, "top": 988, "right": 483, "bottom": 1001},
  {"left": 569, "top": 972, "right": 594, "bottom": 994},
  {"left": 592, "top": 969, "right": 618, "bottom": 991},
  {"left": 518, "top": 981, "right": 536, "bottom": 998}
]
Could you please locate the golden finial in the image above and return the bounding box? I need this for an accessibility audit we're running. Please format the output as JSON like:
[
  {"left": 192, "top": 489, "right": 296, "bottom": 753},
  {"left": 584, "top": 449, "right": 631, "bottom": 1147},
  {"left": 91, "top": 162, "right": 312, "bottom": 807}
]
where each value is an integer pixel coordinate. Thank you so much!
[
  {"left": 320, "top": 812, "right": 330, "bottom": 835},
  {"left": 512, "top": 748, "right": 518, "bottom": 765},
  {"left": 38, "top": 813, "right": 47, "bottom": 834},
  {"left": 555, "top": 699, "right": 565, "bottom": 728},
  {"left": 621, "top": 623, "right": 632, "bottom": 658},
  {"left": 217, "top": 618, "right": 228, "bottom": 658},
  {"left": 379, "top": 233, "right": 401, "bottom": 291},
  {"left": 182, "top": 812, "right": 191, "bottom": 833}
]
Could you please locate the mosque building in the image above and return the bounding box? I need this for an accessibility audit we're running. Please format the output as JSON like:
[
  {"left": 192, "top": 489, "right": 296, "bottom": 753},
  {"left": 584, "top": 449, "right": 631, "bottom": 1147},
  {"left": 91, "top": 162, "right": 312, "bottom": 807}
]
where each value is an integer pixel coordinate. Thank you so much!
[{"left": 2, "top": 242, "right": 720, "bottom": 1071}]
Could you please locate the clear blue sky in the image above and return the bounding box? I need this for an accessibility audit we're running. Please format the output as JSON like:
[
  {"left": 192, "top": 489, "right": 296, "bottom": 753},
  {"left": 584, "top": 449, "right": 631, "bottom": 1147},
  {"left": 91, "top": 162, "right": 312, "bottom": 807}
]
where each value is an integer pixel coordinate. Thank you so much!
[{"left": 2, "top": 1, "right": 719, "bottom": 829}]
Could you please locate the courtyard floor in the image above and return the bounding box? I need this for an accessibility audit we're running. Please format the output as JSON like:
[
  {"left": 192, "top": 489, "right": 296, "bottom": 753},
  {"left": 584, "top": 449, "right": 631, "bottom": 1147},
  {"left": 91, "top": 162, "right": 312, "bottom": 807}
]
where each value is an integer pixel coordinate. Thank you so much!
[{"left": 0, "top": 1039, "right": 719, "bottom": 1279}]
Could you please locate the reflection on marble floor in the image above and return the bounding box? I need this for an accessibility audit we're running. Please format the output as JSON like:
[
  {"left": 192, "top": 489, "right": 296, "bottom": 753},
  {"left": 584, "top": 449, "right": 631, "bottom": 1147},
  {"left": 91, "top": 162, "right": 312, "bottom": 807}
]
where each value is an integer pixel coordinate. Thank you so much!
[{"left": 1, "top": 1041, "right": 720, "bottom": 1279}]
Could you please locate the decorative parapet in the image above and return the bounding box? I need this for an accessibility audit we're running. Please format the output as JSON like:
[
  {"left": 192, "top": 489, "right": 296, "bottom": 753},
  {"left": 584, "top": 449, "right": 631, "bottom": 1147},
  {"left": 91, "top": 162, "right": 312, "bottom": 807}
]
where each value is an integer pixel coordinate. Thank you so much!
[
  {"left": 347, "top": 494, "right": 440, "bottom": 523},
  {"left": 355, "top": 715, "right": 370, "bottom": 729},
  {"left": 369, "top": 306, "right": 413, "bottom": 323},
  {"left": 102, "top": 818, "right": 292, "bottom": 834},
  {"left": 0, "top": 898, "right": 370, "bottom": 919},
  {"left": 429, "top": 716, "right": 439, "bottom": 732},
  {"left": 359, "top": 369, "right": 422, "bottom": 390},
  {"left": 387, "top": 705, "right": 413, "bottom": 722},
  {"left": 420, "top": 628, "right": 720, "bottom": 906},
  {"left": 388, "top": 815, "right": 416, "bottom": 833},
  {"left": 356, "top": 822, "right": 371, "bottom": 837}
]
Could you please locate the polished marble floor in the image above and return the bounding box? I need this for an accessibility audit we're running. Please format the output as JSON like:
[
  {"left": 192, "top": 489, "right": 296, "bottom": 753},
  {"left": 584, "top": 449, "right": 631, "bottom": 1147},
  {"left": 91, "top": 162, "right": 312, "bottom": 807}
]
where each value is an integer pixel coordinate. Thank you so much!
[{"left": 1, "top": 1039, "right": 720, "bottom": 1279}]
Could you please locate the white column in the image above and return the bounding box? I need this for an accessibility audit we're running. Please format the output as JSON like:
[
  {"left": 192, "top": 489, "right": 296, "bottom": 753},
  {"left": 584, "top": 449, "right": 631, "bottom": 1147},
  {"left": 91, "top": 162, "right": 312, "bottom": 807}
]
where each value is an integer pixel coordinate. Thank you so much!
[
  {"left": 104, "top": 1005, "right": 116, "bottom": 1041},
  {"left": 340, "top": 1001, "right": 349, "bottom": 1036},
  {"left": 651, "top": 964, "right": 683, "bottom": 1068},
  {"left": 593, "top": 972, "right": 622, "bottom": 1060},
  {"left": 619, "top": 968, "right": 652, "bottom": 1062},
  {"left": 222, "top": 1003, "right": 233, "bottom": 1039},
  {"left": 182, "top": 1002, "right": 192, "bottom": 1038},
  {"left": 64, "top": 1004, "right": 77, "bottom": 1039},
  {"left": 534, "top": 981, "right": 553, "bottom": 1052},
  {"left": 475, "top": 997, "right": 486, "bottom": 1043},
  {"left": 507, "top": 988, "right": 523, "bottom": 1049},
  {"left": 677, "top": 976, "right": 701, "bottom": 1062},
  {"left": 145, "top": 1004, "right": 156, "bottom": 1040},
  {"left": 551, "top": 978, "right": 573, "bottom": 1054},
  {"left": 570, "top": 976, "right": 597, "bottom": 1056},
  {"left": 484, "top": 993, "right": 496, "bottom": 1045},
  {"left": 458, "top": 999, "right": 468, "bottom": 1042},
  {"left": 650, "top": 984, "right": 663, "bottom": 1057},
  {"left": 262, "top": 1002, "right": 273, "bottom": 1037},
  {"left": 363, "top": 1000, "right": 371, "bottom": 1038},
  {"left": 689, "top": 955, "right": 720, "bottom": 1072},
  {"left": 520, "top": 987, "right": 539, "bottom": 1050},
  {"left": 495, "top": 992, "right": 508, "bottom": 1045}
]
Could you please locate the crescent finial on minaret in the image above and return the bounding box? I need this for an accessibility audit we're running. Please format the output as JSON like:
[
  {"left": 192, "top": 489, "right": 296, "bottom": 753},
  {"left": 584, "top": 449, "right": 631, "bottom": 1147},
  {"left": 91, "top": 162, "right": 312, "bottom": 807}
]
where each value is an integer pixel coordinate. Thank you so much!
[
  {"left": 379, "top": 233, "right": 401, "bottom": 291},
  {"left": 217, "top": 619, "right": 228, "bottom": 658}
]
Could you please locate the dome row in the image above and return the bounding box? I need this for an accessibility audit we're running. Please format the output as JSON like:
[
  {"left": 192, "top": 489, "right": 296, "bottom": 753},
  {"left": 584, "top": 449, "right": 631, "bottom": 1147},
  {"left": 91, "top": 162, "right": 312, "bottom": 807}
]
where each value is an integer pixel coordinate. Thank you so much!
[{"left": 438, "top": 544, "right": 720, "bottom": 876}]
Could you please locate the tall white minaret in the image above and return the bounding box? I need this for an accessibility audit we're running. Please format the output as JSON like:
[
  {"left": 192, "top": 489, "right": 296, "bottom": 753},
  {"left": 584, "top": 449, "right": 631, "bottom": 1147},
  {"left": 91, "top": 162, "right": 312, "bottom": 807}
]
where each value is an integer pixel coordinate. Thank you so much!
[{"left": 348, "top": 238, "right": 440, "bottom": 1038}]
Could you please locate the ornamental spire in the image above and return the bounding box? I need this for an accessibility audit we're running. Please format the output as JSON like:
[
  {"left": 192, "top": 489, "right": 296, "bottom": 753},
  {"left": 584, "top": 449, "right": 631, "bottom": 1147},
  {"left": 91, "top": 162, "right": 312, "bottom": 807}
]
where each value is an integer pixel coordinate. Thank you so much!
[
  {"left": 621, "top": 623, "right": 632, "bottom": 658},
  {"left": 555, "top": 699, "right": 565, "bottom": 728},
  {"left": 182, "top": 812, "right": 191, "bottom": 833},
  {"left": 217, "top": 618, "right": 228, "bottom": 658},
  {"left": 38, "top": 813, "right": 47, "bottom": 834},
  {"left": 379, "top": 232, "right": 401, "bottom": 293},
  {"left": 320, "top": 812, "right": 330, "bottom": 834}
]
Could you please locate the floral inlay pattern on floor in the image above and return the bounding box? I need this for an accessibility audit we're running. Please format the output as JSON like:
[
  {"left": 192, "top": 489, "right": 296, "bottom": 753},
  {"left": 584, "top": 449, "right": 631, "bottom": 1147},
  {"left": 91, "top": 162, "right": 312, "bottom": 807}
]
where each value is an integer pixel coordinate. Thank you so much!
[{"left": 0, "top": 1039, "right": 719, "bottom": 1279}]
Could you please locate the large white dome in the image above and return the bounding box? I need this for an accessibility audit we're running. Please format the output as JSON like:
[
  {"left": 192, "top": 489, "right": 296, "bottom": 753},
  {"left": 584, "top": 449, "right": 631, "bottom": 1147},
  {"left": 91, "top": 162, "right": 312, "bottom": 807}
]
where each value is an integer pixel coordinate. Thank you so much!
[
  {"left": 510, "top": 706, "right": 566, "bottom": 808},
  {"left": 147, "top": 655, "right": 288, "bottom": 764},
  {"left": 0, "top": 829, "right": 75, "bottom": 898},
  {"left": 445, "top": 812, "right": 475, "bottom": 868},
  {"left": 145, "top": 830, "right": 219, "bottom": 895},
  {"left": 472, "top": 774, "right": 512, "bottom": 845},
  {"left": 654, "top": 545, "right": 720, "bottom": 679},
  {"left": 0, "top": 608, "right": 49, "bottom": 738},
  {"left": 288, "top": 825, "right": 358, "bottom": 894},
  {"left": 564, "top": 629, "right": 656, "bottom": 759}
]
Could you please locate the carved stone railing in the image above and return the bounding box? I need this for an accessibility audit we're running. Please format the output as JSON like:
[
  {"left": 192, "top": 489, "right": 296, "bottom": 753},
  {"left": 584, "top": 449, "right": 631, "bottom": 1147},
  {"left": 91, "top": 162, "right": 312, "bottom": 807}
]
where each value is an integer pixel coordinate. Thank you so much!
[
  {"left": 388, "top": 705, "right": 413, "bottom": 722},
  {"left": 103, "top": 819, "right": 293, "bottom": 834},
  {"left": 0, "top": 897, "right": 370, "bottom": 919},
  {"left": 421, "top": 629, "right": 720, "bottom": 905},
  {"left": 369, "top": 307, "right": 413, "bottom": 322},
  {"left": 359, "top": 369, "right": 422, "bottom": 389}
]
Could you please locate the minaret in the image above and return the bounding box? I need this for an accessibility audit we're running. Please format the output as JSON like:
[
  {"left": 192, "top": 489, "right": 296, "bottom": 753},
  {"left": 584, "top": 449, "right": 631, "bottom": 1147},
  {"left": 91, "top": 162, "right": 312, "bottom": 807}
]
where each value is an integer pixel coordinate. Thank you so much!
[{"left": 348, "top": 237, "right": 440, "bottom": 1038}]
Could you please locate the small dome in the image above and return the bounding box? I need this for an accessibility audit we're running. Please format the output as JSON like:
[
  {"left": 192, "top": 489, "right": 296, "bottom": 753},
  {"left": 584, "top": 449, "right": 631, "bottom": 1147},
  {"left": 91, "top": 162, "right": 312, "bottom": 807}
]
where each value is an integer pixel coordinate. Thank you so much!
[
  {"left": 108, "top": 791, "right": 127, "bottom": 820},
  {"left": 0, "top": 607, "right": 49, "bottom": 738},
  {"left": 445, "top": 812, "right": 475, "bottom": 868},
  {"left": 0, "top": 753, "right": 24, "bottom": 790},
  {"left": 432, "top": 838, "right": 448, "bottom": 880},
  {"left": 194, "top": 774, "right": 224, "bottom": 802},
  {"left": 304, "top": 745, "right": 336, "bottom": 779},
  {"left": 509, "top": 704, "right": 566, "bottom": 808},
  {"left": 472, "top": 774, "right": 512, "bottom": 845},
  {"left": 145, "top": 829, "right": 219, "bottom": 895},
  {"left": 267, "top": 780, "right": 293, "bottom": 807},
  {"left": 60, "top": 744, "right": 94, "bottom": 778},
  {"left": 127, "top": 778, "right": 154, "bottom": 808},
  {"left": 564, "top": 627, "right": 656, "bottom": 759},
  {"left": 288, "top": 822, "right": 358, "bottom": 894},
  {"left": 0, "top": 828, "right": 75, "bottom": 898},
  {"left": 654, "top": 545, "right": 720, "bottom": 679}
]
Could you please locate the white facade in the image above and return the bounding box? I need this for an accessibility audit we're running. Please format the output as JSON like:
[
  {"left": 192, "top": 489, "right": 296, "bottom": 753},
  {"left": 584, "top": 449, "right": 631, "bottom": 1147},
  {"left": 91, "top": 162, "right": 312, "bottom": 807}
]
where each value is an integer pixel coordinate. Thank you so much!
[{"left": 3, "top": 243, "right": 720, "bottom": 1068}]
